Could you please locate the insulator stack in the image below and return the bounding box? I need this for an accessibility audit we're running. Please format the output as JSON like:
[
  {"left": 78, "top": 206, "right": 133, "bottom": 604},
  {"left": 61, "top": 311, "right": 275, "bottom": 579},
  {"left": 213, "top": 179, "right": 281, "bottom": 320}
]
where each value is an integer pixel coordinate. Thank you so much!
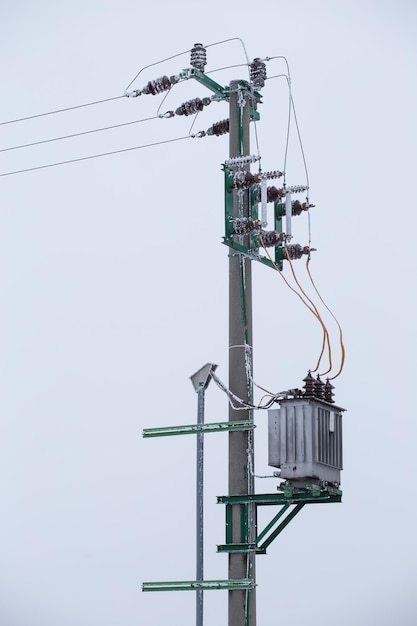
[
  {"left": 175, "top": 97, "right": 211, "bottom": 116},
  {"left": 142, "top": 75, "right": 177, "bottom": 95},
  {"left": 261, "top": 170, "right": 284, "bottom": 180},
  {"left": 233, "top": 171, "right": 259, "bottom": 189},
  {"left": 314, "top": 375, "right": 325, "bottom": 399},
  {"left": 207, "top": 119, "right": 229, "bottom": 136},
  {"left": 284, "top": 184, "right": 309, "bottom": 194},
  {"left": 233, "top": 218, "right": 261, "bottom": 235},
  {"left": 250, "top": 58, "right": 267, "bottom": 88},
  {"left": 303, "top": 371, "right": 315, "bottom": 396},
  {"left": 324, "top": 379, "right": 335, "bottom": 404},
  {"left": 260, "top": 230, "right": 285, "bottom": 248},
  {"left": 284, "top": 244, "right": 310, "bottom": 260},
  {"left": 225, "top": 155, "right": 260, "bottom": 167},
  {"left": 190, "top": 43, "right": 207, "bottom": 72},
  {"left": 281, "top": 200, "right": 311, "bottom": 216}
]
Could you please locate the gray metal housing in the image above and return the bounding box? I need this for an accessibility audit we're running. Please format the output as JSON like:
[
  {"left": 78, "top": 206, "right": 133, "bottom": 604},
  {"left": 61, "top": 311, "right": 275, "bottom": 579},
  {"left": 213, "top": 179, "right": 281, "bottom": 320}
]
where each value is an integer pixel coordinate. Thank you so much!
[{"left": 268, "top": 397, "right": 345, "bottom": 487}]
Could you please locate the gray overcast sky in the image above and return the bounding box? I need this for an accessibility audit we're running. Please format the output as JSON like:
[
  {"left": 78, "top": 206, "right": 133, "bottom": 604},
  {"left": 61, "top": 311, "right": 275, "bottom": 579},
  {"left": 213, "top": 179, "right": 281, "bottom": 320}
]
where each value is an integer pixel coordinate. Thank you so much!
[{"left": 1, "top": 1, "right": 416, "bottom": 625}]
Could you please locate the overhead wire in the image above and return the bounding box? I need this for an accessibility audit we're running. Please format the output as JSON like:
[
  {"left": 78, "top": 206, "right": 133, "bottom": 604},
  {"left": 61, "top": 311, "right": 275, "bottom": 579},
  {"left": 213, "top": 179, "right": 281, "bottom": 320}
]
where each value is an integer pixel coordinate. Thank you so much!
[
  {"left": 0, "top": 135, "right": 191, "bottom": 178},
  {"left": 0, "top": 95, "right": 125, "bottom": 127},
  {"left": 0, "top": 115, "right": 161, "bottom": 154}
]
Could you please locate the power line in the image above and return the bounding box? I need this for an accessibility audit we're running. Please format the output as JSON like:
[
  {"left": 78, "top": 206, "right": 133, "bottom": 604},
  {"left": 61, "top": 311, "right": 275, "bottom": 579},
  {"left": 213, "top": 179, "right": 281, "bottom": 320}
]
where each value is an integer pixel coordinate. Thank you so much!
[
  {"left": 0, "top": 95, "right": 125, "bottom": 127},
  {"left": 0, "top": 135, "right": 191, "bottom": 178},
  {"left": 0, "top": 115, "right": 160, "bottom": 153}
]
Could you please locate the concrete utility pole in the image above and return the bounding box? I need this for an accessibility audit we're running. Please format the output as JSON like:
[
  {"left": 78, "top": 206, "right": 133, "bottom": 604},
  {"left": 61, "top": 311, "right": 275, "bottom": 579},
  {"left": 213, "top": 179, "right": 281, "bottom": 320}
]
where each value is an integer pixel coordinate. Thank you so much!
[{"left": 228, "top": 81, "right": 256, "bottom": 626}]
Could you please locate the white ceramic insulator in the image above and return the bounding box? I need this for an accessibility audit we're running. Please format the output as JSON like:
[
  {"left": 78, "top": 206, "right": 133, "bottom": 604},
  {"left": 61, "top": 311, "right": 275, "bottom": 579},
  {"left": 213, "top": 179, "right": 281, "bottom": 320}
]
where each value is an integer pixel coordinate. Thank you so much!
[
  {"left": 261, "top": 178, "right": 268, "bottom": 227},
  {"left": 286, "top": 192, "right": 292, "bottom": 239}
]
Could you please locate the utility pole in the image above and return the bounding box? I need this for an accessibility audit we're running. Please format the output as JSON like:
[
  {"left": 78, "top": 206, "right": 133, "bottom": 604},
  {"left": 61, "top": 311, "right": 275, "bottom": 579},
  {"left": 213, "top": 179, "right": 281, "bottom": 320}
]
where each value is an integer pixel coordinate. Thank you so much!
[
  {"left": 141, "top": 45, "right": 345, "bottom": 626},
  {"left": 228, "top": 81, "right": 256, "bottom": 626}
]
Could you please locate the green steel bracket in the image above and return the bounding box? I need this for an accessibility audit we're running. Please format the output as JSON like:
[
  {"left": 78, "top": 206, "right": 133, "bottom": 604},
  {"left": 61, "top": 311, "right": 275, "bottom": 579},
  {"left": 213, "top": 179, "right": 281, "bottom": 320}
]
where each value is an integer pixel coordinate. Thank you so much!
[
  {"left": 143, "top": 420, "right": 255, "bottom": 438},
  {"left": 217, "top": 543, "right": 257, "bottom": 553},
  {"left": 218, "top": 488, "right": 342, "bottom": 555},
  {"left": 188, "top": 71, "right": 262, "bottom": 121},
  {"left": 142, "top": 579, "right": 255, "bottom": 592},
  {"left": 189, "top": 68, "right": 227, "bottom": 100}
]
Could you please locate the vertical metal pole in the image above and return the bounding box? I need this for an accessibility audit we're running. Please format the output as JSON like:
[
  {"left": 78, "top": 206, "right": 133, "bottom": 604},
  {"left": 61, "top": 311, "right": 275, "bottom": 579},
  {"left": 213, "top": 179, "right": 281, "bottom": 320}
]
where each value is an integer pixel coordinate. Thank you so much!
[
  {"left": 196, "top": 387, "right": 205, "bottom": 626},
  {"left": 228, "top": 81, "right": 256, "bottom": 626}
]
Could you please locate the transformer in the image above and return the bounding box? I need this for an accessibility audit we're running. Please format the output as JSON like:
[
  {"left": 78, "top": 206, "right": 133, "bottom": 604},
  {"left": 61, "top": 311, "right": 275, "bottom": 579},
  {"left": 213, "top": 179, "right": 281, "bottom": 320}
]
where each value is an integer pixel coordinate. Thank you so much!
[{"left": 268, "top": 397, "right": 345, "bottom": 488}]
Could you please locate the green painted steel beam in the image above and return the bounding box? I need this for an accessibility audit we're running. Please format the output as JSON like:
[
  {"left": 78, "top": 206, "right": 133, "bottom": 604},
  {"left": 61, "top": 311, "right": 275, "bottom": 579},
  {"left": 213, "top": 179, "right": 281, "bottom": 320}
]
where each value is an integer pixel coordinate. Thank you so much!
[
  {"left": 217, "top": 490, "right": 342, "bottom": 506},
  {"left": 255, "top": 504, "right": 290, "bottom": 544},
  {"left": 189, "top": 68, "right": 227, "bottom": 99},
  {"left": 142, "top": 579, "right": 255, "bottom": 592},
  {"left": 143, "top": 420, "right": 255, "bottom": 438},
  {"left": 258, "top": 503, "right": 305, "bottom": 552},
  {"left": 217, "top": 543, "right": 257, "bottom": 553}
]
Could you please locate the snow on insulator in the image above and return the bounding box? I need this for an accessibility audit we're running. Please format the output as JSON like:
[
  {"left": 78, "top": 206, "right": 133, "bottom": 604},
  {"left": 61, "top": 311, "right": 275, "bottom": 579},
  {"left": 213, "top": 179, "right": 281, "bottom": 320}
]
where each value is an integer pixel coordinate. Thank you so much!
[
  {"left": 266, "top": 186, "right": 285, "bottom": 202},
  {"left": 250, "top": 58, "right": 267, "bottom": 88},
  {"left": 125, "top": 89, "right": 141, "bottom": 98},
  {"left": 281, "top": 200, "right": 312, "bottom": 215},
  {"left": 283, "top": 185, "right": 309, "bottom": 194},
  {"left": 261, "top": 177, "right": 268, "bottom": 226},
  {"left": 233, "top": 171, "right": 259, "bottom": 189},
  {"left": 260, "top": 230, "right": 285, "bottom": 248},
  {"left": 142, "top": 75, "right": 176, "bottom": 95},
  {"left": 190, "top": 43, "right": 207, "bottom": 73},
  {"left": 260, "top": 170, "right": 284, "bottom": 180},
  {"left": 175, "top": 97, "right": 211, "bottom": 116},
  {"left": 224, "top": 155, "right": 260, "bottom": 167},
  {"left": 232, "top": 218, "right": 261, "bottom": 235},
  {"left": 207, "top": 119, "right": 229, "bottom": 136},
  {"left": 284, "top": 243, "right": 310, "bottom": 260}
]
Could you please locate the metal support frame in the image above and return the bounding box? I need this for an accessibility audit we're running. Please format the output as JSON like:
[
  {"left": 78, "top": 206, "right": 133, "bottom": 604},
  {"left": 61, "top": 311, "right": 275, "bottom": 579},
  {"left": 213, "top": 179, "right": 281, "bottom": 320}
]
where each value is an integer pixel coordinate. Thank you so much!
[
  {"left": 223, "top": 167, "right": 284, "bottom": 271},
  {"left": 217, "top": 488, "right": 342, "bottom": 555}
]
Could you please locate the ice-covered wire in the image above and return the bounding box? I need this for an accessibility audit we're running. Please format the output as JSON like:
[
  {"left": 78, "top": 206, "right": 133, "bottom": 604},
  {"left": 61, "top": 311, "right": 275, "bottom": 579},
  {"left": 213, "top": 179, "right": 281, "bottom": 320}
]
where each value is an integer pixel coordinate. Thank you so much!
[{"left": 210, "top": 370, "right": 279, "bottom": 411}]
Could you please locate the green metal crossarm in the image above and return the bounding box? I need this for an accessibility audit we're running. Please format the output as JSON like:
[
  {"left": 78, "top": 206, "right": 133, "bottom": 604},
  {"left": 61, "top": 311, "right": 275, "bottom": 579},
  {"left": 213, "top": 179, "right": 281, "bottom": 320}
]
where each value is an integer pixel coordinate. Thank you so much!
[
  {"left": 142, "top": 579, "right": 255, "bottom": 592},
  {"left": 217, "top": 543, "right": 257, "bottom": 553},
  {"left": 217, "top": 490, "right": 342, "bottom": 506},
  {"left": 189, "top": 68, "right": 227, "bottom": 99},
  {"left": 143, "top": 420, "right": 255, "bottom": 438}
]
